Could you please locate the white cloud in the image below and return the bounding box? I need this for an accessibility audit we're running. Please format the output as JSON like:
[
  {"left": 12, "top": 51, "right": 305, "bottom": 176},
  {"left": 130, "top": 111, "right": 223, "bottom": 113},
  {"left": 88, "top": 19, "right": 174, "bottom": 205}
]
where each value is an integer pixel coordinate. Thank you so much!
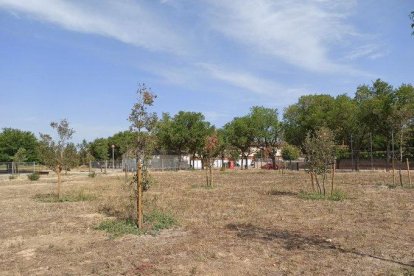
[
  {"left": 0, "top": 0, "right": 186, "bottom": 54},
  {"left": 204, "top": 0, "right": 371, "bottom": 73}
]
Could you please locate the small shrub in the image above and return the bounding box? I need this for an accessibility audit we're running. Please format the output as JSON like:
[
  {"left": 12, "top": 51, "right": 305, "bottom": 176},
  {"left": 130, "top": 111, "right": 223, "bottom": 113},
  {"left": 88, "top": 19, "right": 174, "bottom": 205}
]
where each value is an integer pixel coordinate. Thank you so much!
[
  {"left": 28, "top": 173, "right": 40, "bottom": 181},
  {"left": 299, "top": 190, "right": 347, "bottom": 201},
  {"left": 88, "top": 171, "right": 96, "bottom": 178},
  {"left": 34, "top": 190, "right": 96, "bottom": 203}
]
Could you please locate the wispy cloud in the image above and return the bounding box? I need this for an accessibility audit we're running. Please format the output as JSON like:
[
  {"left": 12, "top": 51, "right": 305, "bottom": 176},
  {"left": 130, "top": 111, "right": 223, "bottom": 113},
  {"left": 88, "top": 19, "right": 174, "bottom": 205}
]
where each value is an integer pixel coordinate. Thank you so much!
[
  {"left": 199, "top": 63, "right": 307, "bottom": 104},
  {"left": 0, "top": 0, "right": 187, "bottom": 54},
  {"left": 204, "top": 0, "right": 373, "bottom": 74},
  {"left": 344, "top": 44, "right": 387, "bottom": 60}
]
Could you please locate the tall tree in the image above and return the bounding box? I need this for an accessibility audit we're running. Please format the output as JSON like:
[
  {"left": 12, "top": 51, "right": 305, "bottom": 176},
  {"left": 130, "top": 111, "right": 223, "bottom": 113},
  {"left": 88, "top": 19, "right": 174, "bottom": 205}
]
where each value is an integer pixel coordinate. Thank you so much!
[
  {"left": 283, "top": 95, "right": 336, "bottom": 146},
  {"left": 0, "top": 128, "right": 39, "bottom": 162},
  {"left": 224, "top": 116, "right": 255, "bottom": 169},
  {"left": 39, "top": 119, "right": 75, "bottom": 199},
  {"left": 156, "top": 111, "right": 213, "bottom": 169},
  {"left": 90, "top": 138, "right": 109, "bottom": 161},
  {"left": 78, "top": 139, "right": 95, "bottom": 165},
  {"left": 250, "top": 106, "right": 281, "bottom": 169}
]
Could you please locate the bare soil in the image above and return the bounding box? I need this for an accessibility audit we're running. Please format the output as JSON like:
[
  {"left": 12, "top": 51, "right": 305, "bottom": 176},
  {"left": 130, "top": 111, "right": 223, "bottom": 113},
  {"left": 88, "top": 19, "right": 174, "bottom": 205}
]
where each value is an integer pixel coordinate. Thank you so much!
[{"left": 0, "top": 170, "right": 413, "bottom": 275}]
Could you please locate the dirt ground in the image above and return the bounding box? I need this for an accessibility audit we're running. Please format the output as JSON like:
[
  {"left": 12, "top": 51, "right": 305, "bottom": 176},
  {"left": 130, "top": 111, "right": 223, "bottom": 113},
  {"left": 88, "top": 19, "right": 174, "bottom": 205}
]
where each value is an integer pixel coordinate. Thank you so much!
[{"left": 0, "top": 169, "right": 413, "bottom": 275}]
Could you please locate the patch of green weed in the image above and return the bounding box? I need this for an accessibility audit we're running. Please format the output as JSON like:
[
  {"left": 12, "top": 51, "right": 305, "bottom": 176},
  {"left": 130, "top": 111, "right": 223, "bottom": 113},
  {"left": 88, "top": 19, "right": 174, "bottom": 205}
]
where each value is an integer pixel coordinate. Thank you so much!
[
  {"left": 96, "top": 209, "right": 176, "bottom": 237},
  {"left": 299, "top": 190, "right": 347, "bottom": 201}
]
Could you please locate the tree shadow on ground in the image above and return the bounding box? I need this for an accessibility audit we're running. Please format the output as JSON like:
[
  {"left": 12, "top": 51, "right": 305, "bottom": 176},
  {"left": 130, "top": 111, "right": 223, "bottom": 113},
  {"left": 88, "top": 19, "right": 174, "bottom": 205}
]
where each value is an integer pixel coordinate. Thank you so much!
[
  {"left": 266, "top": 190, "right": 297, "bottom": 197},
  {"left": 226, "top": 223, "right": 414, "bottom": 268}
]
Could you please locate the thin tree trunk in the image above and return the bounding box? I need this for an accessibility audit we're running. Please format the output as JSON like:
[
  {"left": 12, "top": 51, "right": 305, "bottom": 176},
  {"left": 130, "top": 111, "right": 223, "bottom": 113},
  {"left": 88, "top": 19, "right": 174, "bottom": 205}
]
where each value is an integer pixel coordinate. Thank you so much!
[
  {"left": 209, "top": 162, "right": 212, "bottom": 187},
  {"left": 399, "top": 131, "right": 403, "bottom": 187},
  {"left": 392, "top": 158, "right": 396, "bottom": 186},
  {"left": 137, "top": 160, "right": 143, "bottom": 229},
  {"left": 271, "top": 155, "right": 276, "bottom": 170},
  {"left": 407, "top": 158, "right": 412, "bottom": 187},
  {"left": 322, "top": 173, "right": 326, "bottom": 196},
  {"left": 314, "top": 173, "right": 322, "bottom": 194},
  {"left": 205, "top": 161, "right": 209, "bottom": 186},
  {"left": 240, "top": 155, "right": 244, "bottom": 170},
  {"left": 57, "top": 166, "right": 61, "bottom": 199},
  {"left": 310, "top": 172, "right": 315, "bottom": 192},
  {"left": 331, "top": 163, "right": 335, "bottom": 196}
]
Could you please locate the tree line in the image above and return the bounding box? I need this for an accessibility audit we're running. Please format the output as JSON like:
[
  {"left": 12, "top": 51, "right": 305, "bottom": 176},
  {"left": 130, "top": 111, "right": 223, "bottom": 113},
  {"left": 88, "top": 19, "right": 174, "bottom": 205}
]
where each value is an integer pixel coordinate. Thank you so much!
[{"left": 1, "top": 79, "right": 414, "bottom": 171}]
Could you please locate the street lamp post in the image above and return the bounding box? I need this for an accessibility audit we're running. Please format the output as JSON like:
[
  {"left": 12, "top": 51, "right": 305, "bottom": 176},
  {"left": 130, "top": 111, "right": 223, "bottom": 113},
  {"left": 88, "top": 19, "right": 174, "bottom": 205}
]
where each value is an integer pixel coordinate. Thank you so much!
[{"left": 111, "top": 144, "right": 115, "bottom": 171}]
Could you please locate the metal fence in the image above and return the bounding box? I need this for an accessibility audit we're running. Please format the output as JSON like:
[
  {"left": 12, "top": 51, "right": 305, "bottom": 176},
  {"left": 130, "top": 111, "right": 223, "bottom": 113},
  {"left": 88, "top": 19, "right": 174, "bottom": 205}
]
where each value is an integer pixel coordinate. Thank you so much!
[{"left": 0, "top": 162, "right": 39, "bottom": 174}]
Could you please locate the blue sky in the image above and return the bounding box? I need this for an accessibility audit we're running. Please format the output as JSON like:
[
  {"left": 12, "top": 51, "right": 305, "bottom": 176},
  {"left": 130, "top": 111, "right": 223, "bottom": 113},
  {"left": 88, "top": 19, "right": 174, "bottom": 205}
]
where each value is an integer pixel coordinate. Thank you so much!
[{"left": 0, "top": 0, "right": 413, "bottom": 142}]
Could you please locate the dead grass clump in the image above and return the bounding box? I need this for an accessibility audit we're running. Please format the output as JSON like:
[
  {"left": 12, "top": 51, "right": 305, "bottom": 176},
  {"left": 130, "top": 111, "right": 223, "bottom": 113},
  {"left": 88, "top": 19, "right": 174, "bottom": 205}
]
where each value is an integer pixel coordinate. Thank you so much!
[{"left": 98, "top": 181, "right": 135, "bottom": 220}]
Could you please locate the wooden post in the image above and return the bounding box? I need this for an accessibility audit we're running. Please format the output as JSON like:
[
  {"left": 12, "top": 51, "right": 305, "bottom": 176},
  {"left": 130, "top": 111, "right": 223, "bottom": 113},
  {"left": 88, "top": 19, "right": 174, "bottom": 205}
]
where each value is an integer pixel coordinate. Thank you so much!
[
  {"left": 331, "top": 162, "right": 336, "bottom": 196},
  {"left": 89, "top": 161, "right": 91, "bottom": 173},
  {"left": 57, "top": 166, "right": 61, "bottom": 199},
  {"left": 407, "top": 158, "right": 412, "bottom": 187},
  {"left": 137, "top": 160, "right": 143, "bottom": 229}
]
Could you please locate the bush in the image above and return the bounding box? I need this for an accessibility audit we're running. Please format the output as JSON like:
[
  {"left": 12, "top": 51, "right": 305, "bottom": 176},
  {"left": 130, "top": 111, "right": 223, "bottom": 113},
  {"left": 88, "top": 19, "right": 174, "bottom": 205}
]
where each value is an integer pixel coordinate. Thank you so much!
[
  {"left": 88, "top": 171, "right": 96, "bottom": 178},
  {"left": 28, "top": 173, "right": 40, "bottom": 181}
]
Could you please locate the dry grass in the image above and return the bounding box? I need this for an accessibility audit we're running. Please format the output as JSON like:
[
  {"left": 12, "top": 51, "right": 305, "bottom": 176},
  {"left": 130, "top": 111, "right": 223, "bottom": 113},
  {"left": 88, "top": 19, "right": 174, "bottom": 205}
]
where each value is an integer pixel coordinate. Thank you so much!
[{"left": 0, "top": 169, "right": 413, "bottom": 275}]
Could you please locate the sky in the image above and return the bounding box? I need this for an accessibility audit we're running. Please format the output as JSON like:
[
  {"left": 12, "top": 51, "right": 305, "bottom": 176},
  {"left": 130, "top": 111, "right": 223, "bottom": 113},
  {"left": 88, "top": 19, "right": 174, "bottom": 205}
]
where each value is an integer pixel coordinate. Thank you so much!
[{"left": 0, "top": 0, "right": 413, "bottom": 143}]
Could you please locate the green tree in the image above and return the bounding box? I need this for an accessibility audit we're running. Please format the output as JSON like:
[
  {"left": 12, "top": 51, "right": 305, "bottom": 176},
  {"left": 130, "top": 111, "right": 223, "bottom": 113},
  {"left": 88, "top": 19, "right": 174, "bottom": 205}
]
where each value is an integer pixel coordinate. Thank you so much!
[
  {"left": 250, "top": 106, "right": 281, "bottom": 169},
  {"left": 38, "top": 119, "right": 75, "bottom": 199},
  {"left": 90, "top": 138, "right": 109, "bottom": 161},
  {"left": 63, "top": 143, "right": 79, "bottom": 172},
  {"left": 107, "top": 131, "right": 136, "bottom": 160},
  {"left": 78, "top": 139, "right": 95, "bottom": 165},
  {"left": 156, "top": 111, "right": 213, "bottom": 169},
  {"left": 281, "top": 144, "right": 300, "bottom": 164},
  {"left": 283, "top": 95, "right": 336, "bottom": 146},
  {"left": 224, "top": 116, "right": 255, "bottom": 169},
  {"left": 0, "top": 128, "right": 39, "bottom": 162}
]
